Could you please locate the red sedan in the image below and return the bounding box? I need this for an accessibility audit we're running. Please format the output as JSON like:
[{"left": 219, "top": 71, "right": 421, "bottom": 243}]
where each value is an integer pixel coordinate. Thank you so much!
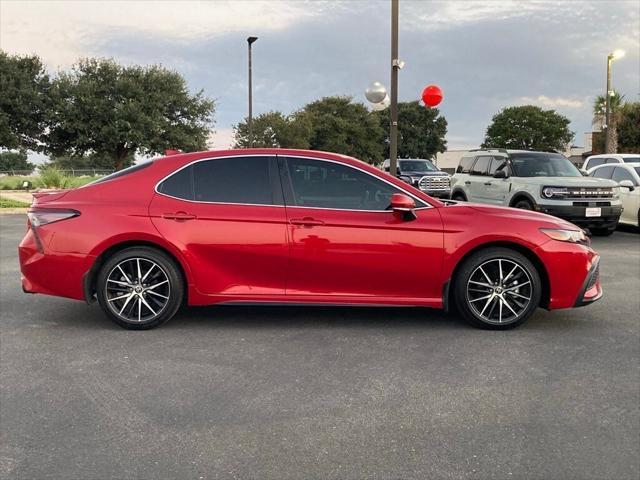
[{"left": 19, "top": 149, "right": 602, "bottom": 330}]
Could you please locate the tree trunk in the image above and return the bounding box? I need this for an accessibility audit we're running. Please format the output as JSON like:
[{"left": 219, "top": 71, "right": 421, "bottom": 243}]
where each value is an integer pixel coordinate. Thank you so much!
[{"left": 608, "top": 117, "right": 618, "bottom": 154}]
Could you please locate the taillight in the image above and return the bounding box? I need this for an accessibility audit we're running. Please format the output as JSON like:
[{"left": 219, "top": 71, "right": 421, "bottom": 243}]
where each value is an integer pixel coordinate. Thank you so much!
[{"left": 27, "top": 209, "right": 80, "bottom": 227}]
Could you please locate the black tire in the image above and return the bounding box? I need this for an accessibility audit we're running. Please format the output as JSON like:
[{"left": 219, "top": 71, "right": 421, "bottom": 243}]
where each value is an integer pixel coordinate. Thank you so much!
[
  {"left": 96, "top": 247, "right": 184, "bottom": 330},
  {"left": 453, "top": 247, "right": 542, "bottom": 329},
  {"left": 512, "top": 198, "right": 534, "bottom": 210},
  {"left": 590, "top": 226, "right": 615, "bottom": 236},
  {"left": 452, "top": 192, "right": 467, "bottom": 201}
]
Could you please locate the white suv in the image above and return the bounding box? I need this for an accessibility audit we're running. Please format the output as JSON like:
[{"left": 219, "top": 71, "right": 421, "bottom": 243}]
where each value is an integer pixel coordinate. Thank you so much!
[
  {"left": 583, "top": 153, "right": 640, "bottom": 171},
  {"left": 589, "top": 162, "right": 640, "bottom": 227},
  {"left": 450, "top": 149, "right": 623, "bottom": 235}
]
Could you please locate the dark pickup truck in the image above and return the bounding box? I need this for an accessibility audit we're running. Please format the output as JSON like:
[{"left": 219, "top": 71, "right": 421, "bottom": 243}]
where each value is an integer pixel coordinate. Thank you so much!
[{"left": 382, "top": 158, "right": 451, "bottom": 198}]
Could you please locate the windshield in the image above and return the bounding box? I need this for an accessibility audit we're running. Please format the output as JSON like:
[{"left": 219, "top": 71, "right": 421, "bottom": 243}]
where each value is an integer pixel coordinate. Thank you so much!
[
  {"left": 399, "top": 160, "right": 438, "bottom": 172},
  {"left": 623, "top": 156, "right": 640, "bottom": 163},
  {"left": 509, "top": 153, "right": 582, "bottom": 177}
]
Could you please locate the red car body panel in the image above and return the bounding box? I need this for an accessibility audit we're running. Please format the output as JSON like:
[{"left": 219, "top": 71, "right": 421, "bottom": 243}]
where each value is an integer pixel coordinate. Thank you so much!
[{"left": 19, "top": 148, "right": 601, "bottom": 313}]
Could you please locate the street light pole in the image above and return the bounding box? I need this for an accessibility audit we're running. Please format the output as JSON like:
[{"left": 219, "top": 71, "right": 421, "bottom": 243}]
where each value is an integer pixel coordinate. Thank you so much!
[
  {"left": 604, "top": 53, "right": 613, "bottom": 153},
  {"left": 604, "top": 49, "right": 625, "bottom": 154},
  {"left": 247, "top": 36, "right": 258, "bottom": 148},
  {"left": 389, "top": 0, "right": 399, "bottom": 177}
]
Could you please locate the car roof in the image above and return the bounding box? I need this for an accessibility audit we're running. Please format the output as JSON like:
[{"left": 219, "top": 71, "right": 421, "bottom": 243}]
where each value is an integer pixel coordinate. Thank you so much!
[
  {"left": 591, "top": 162, "right": 640, "bottom": 169},
  {"left": 587, "top": 153, "right": 640, "bottom": 159}
]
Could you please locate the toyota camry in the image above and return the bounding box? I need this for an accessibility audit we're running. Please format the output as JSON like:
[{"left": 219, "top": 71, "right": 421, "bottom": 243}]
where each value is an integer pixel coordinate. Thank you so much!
[{"left": 19, "top": 149, "right": 602, "bottom": 329}]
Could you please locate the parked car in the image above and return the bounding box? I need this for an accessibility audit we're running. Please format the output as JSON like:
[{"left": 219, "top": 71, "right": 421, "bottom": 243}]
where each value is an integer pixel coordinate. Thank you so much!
[
  {"left": 588, "top": 162, "right": 640, "bottom": 227},
  {"left": 583, "top": 153, "right": 640, "bottom": 171},
  {"left": 382, "top": 158, "right": 451, "bottom": 198},
  {"left": 450, "top": 149, "right": 623, "bottom": 235},
  {"left": 20, "top": 149, "right": 602, "bottom": 330}
]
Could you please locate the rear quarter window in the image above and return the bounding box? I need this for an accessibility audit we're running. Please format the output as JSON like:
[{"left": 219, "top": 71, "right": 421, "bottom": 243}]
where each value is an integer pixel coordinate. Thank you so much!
[{"left": 87, "top": 161, "right": 154, "bottom": 186}]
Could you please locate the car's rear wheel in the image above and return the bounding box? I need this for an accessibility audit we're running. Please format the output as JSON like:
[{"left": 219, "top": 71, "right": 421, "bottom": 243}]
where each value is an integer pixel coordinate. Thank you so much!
[
  {"left": 453, "top": 247, "right": 542, "bottom": 329},
  {"left": 96, "top": 247, "right": 184, "bottom": 329}
]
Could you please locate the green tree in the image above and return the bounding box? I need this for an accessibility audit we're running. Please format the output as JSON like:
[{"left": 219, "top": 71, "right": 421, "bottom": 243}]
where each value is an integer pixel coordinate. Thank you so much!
[
  {"left": 45, "top": 58, "right": 215, "bottom": 170},
  {"left": 0, "top": 51, "right": 50, "bottom": 151},
  {"left": 375, "top": 101, "right": 447, "bottom": 159},
  {"left": 593, "top": 91, "right": 625, "bottom": 153},
  {"left": 302, "top": 96, "right": 385, "bottom": 163},
  {"left": 0, "top": 151, "right": 35, "bottom": 174},
  {"left": 482, "top": 106, "right": 574, "bottom": 151},
  {"left": 616, "top": 101, "right": 640, "bottom": 153},
  {"left": 48, "top": 151, "right": 133, "bottom": 171},
  {"left": 233, "top": 111, "right": 312, "bottom": 148}
]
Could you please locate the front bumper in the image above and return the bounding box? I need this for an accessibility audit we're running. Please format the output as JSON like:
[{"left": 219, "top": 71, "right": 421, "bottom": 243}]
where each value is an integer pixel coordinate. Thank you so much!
[
  {"left": 536, "top": 203, "right": 622, "bottom": 229},
  {"left": 573, "top": 256, "right": 602, "bottom": 307},
  {"left": 421, "top": 188, "right": 451, "bottom": 198}
]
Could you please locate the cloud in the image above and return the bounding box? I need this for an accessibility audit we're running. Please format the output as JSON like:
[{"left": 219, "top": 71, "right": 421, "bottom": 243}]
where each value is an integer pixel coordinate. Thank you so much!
[
  {"left": 518, "top": 96, "right": 585, "bottom": 108},
  {"left": 2, "top": 0, "right": 638, "bottom": 153}
]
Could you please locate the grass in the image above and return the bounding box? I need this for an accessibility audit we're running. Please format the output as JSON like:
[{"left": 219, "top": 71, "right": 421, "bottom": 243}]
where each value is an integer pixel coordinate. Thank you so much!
[
  {"left": 0, "top": 198, "right": 31, "bottom": 208},
  {"left": 0, "top": 172, "right": 102, "bottom": 190}
]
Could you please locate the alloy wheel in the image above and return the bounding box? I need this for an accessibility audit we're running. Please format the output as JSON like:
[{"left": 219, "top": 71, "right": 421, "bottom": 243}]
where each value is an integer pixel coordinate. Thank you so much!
[
  {"left": 105, "top": 257, "right": 171, "bottom": 323},
  {"left": 465, "top": 258, "right": 532, "bottom": 324}
]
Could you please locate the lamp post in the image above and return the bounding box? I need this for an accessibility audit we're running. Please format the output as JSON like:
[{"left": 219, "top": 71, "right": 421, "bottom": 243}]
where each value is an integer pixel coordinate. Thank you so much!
[
  {"left": 247, "top": 36, "right": 258, "bottom": 147},
  {"left": 389, "top": 0, "right": 399, "bottom": 177},
  {"left": 604, "top": 49, "right": 625, "bottom": 153}
]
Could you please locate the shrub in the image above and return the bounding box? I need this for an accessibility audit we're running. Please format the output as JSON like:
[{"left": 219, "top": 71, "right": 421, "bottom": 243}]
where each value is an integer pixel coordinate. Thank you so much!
[{"left": 37, "top": 167, "right": 70, "bottom": 189}]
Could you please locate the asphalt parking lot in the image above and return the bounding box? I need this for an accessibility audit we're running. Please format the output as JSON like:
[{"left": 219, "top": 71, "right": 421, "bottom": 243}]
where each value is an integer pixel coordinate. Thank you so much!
[{"left": 1, "top": 214, "right": 639, "bottom": 480}]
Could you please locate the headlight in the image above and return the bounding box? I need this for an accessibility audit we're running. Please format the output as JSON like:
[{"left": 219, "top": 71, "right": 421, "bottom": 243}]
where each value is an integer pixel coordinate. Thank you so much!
[
  {"left": 540, "top": 228, "right": 588, "bottom": 243},
  {"left": 612, "top": 186, "right": 620, "bottom": 198},
  {"left": 541, "top": 186, "right": 569, "bottom": 198}
]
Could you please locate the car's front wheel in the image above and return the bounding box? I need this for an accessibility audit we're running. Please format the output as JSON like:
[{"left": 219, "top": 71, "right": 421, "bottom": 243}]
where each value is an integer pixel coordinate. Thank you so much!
[
  {"left": 96, "top": 247, "right": 184, "bottom": 329},
  {"left": 453, "top": 247, "right": 542, "bottom": 329}
]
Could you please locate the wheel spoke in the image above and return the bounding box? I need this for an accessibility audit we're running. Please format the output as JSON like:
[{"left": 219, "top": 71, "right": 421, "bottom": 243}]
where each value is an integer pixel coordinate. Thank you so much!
[
  {"left": 140, "top": 296, "right": 156, "bottom": 315},
  {"left": 470, "top": 293, "right": 493, "bottom": 303},
  {"left": 108, "top": 279, "right": 131, "bottom": 287},
  {"left": 469, "top": 280, "right": 493, "bottom": 288},
  {"left": 108, "top": 293, "right": 131, "bottom": 302},
  {"left": 479, "top": 293, "right": 495, "bottom": 316},
  {"left": 136, "top": 258, "right": 142, "bottom": 282},
  {"left": 146, "top": 280, "right": 168, "bottom": 291},
  {"left": 117, "top": 265, "right": 132, "bottom": 284},
  {"left": 498, "top": 297, "right": 503, "bottom": 322},
  {"left": 498, "top": 259, "right": 503, "bottom": 283},
  {"left": 137, "top": 297, "right": 142, "bottom": 322},
  {"left": 503, "top": 264, "right": 518, "bottom": 283},
  {"left": 119, "top": 294, "right": 135, "bottom": 315},
  {"left": 147, "top": 290, "right": 168, "bottom": 300},
  {"left": 501, "top": 296, "right": 519, "bottom": 316},
  {"left": 479, "top": 266, "right": 493, "bottom": 285},
  {"left": 505, "top": 281, "right": 530, "bottom": 292},
  {"left": 506, "top": 290, "right": 530, "bottom": 301},
  {"left": 141, "top": 264, "right": 155, "bottom": 283}
]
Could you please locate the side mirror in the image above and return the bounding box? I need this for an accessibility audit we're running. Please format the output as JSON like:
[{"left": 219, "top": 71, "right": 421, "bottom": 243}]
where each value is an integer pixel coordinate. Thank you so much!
[
  {"left": 493, "top": 170, "right": 507, "bottom": 179},
  {"left": 390, "top": 193, "right": 416, "bottom": 221},
  {"left": 619, "top": 179, "right": 635, "bottom": 191}
]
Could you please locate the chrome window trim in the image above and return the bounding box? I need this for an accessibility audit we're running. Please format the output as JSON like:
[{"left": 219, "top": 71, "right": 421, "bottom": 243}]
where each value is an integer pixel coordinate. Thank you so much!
[{"left": 154, "top": 153, "right": 434, "bottom": 212}]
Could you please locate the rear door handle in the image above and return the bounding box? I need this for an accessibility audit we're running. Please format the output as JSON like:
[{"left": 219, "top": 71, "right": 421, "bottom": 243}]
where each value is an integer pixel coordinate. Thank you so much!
[
  {"left": 464, "top": 181, "right": 471, "bottom": 185},
  {"left": 484, "top": 182, "right": 492, "bottom": 186},
  {"left": 290, "top": 217, "right": 325, "bottom": 227},
  {"left": 162, "top": 212, "right": 197, "bottom": 221}
]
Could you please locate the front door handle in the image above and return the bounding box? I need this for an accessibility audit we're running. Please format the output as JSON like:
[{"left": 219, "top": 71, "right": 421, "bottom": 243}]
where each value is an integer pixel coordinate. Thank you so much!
[
  {"left": 464, "top": 181, "right": 471, "bottom": 185},
  {"left": 162, "top": 212, "right": 197, "bottom": 221},
  {"left": 484, "top": 182, "right": 492, "bottom": 186},
  {"left": 290, "top": 217, "right": 325, "bottom": 227}
]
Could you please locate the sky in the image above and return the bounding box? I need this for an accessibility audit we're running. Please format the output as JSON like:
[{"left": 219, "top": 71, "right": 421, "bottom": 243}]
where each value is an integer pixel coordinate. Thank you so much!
[{"left": 1, "top": 0, "right": 639, "bottom": 160}]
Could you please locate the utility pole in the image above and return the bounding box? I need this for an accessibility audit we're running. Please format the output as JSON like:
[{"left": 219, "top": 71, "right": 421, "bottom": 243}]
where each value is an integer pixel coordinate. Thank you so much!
[
  {"left": 389, "top": 0, "right": 399, "bottom": 177},
  {"left": 247, "top": 36, "right": 258, "bottom": 147}
]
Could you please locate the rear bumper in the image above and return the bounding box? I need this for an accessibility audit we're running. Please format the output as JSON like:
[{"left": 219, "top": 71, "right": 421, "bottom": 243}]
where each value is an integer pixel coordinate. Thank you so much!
[
  {"left": 19, "top": 227, "right": 93, "bottom": 301},
  {"left": 536, "top": 204, "right": 622, "bottom": 229}
]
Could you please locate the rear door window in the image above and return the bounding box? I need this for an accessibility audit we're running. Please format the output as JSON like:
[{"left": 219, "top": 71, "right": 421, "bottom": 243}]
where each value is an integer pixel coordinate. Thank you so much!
[
  {"left": 587, "top": 158, "right": 606, "bottom": 168},
  {"left": 470, "top": 156, "right": 491, "bottom": 175},
  {"left": 591, "top": 165, "right": 615, "bottom": 179},
  {"left": 158, "top": 156, "right": 281, "bottom": 205}
]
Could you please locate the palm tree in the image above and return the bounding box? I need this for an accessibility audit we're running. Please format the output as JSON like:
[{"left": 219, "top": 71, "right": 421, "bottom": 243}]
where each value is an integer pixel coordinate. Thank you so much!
[{"left": 593, "top": 91, "right": 625, "bottom": 153}]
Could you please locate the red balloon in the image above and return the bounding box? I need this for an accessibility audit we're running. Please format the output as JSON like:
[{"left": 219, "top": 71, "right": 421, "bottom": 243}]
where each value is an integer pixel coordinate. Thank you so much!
[{"left": 421, "top": 85, "right": 443, "bottom": 108}]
